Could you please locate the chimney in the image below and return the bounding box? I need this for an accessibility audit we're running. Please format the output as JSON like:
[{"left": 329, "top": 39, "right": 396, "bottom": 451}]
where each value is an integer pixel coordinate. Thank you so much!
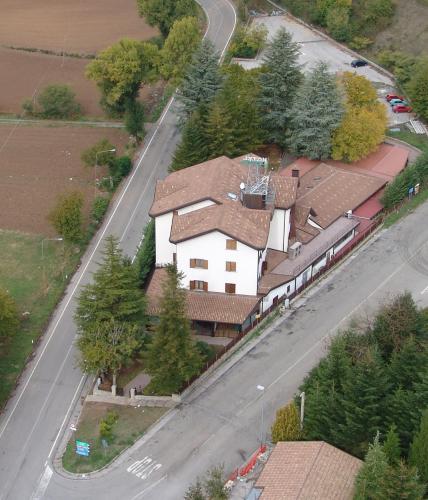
[{"left": 291, "top": 169, "right": 300, "bottom": 187}]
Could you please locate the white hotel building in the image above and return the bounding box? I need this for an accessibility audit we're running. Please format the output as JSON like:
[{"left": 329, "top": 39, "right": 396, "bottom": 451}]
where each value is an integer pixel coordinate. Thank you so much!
[{"left": 147, "top": 145, "right": 408, "bottom": 337}]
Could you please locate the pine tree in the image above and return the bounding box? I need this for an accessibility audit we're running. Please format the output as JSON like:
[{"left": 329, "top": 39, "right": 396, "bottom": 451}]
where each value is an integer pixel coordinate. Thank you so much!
[
  {"left": 177, "top": 39, "right": 222, "bottom": 125},
  {"left": 288, "top": 61, "right": 343, "bottom": 159},
  {"left": 383, "top": 461, "right": 426, "bottom": 499},
  {"left": 258, "top": 27, "right": 302, "bottom": 146},
  {"left": 338, "top": 347, "right": 388, "bottom": 457},
  {"left": 271, "top": 401, "right": 302, "bottom": 443},
  {"left": 144, "top": 264, "right": 202, "bottom": 395},
  {"left": 213, "top": 65, "right": 263, "bottom": 157},
  {"left": 75, "top": 235, "right": 146, "bottom": 332},
  {"left": 354, "top": 433, "right": 389, "bottom": 500},
  {"left": 383, "top": 425, "right": 401, "bottom": 465},
  {"left": 410, "top": 409, "right": 428, "bottom": 484},
  {"left": 205, "top": 102, "right": 234, "bottom": 159},
  {"left": 170, "top": 107, "right": 210, "bottom": 171},
  {"left": 388, "top": 337, "right": 428, "bottom": 391}
]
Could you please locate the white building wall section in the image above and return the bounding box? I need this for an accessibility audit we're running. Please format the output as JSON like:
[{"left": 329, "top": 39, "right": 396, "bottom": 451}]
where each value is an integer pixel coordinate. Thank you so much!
[
  {"left": 333, "top": 230, "right": 355, "bottom": 255},
  {"left": 267, "top": 209, "right": 291, "bottom": 252},
  {"left": 308, "top": 218, "right": 323, "bottom": 230},
  {"left": 155, "top": 212, "right": 176, "bottom": 266},
  {"left": 295, "top": 265, "right": 313, "bottom": 290},
  {"left": 261, "top": 279, "right": 295, "bottom": 312},
  {"left": 312, "top": 256, "right": 328, "bottom": 275},
  {"left": 176, "top": 231, "right": 259, "bottom": 295},
  {"left": 177, "top": 200, "right": 215, "bottom": 215},
  {"left": 258, "top": 246, "right": 268, "bottom": 278}
]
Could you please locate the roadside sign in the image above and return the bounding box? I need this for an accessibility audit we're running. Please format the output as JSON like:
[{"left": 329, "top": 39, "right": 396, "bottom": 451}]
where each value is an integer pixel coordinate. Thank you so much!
[{"left": 76, "top": 440, "right": 90, "bottom": 457}]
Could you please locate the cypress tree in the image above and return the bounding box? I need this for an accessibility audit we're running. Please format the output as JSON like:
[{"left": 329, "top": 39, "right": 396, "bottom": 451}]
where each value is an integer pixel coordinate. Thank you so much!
[
  {"left": 383, "top": 424, "right": 401, "bottom": 465},
  {"left": 170, "top": 108, "right": 210, "bottom": 171},
  {"left": 205, "top": 102, "right": 234, "bottom": 159},
  {"left": 288, "top": 61, "right": 343, "bottom": 160},
  {"left": 383, "top": 461, "right": 425, "bottom": 499},
  {"left": 258, "top": 27, "right": 302, "bottom": 146},
  {"left": 271, "top": 401, "right": 302, "bottom": 443},
  {"left": 409, "top": 409, "right": 428, "bottom": 484},
  {"left": 354, "top": 433, "right": 389, "bottom": 500},
  {"left": 75, "top": 235, "right": 146, "bottom": 332},
  {"left": 177, "top": 39, "right": 222, "bottom": 125},
  {"left": 338, "top": 347, "right": 388, "bottom": 457},
  {"left": 135, "top": 219, "right": 156, "bottom": 287},
  {"left": 144, "top": 264, "right": 202, "bottom": 395}
]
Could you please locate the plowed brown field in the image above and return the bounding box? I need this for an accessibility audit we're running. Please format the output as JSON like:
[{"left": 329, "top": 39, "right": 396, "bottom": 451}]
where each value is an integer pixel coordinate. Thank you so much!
[
  {"left": 0, "top": 48, "right": 102, "bottom": 117},
  {"left": 0, "top": 0, "right": 158, "bottom": 54},
  {"left": 0, "top": 124, "right": 129, "bottom": 235}
]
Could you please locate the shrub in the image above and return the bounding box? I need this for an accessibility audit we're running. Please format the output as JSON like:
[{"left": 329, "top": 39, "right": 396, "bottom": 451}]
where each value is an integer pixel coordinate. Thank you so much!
[
  {"left": 195, "top": 341, "right": 216, "bottom": 363},
  {"left": 99, "top": 411, "right": 119, "bottom": 440},
  {"left": 271, "top": 401, "right": 302, "bottom": 443},
  {"left": 111, "top": 156, "right": 132, "bottom": 182},
  {"left": 48, "top": 191, "right": 84, "bottom": 243},
  {"left": 0, "top": 288, "right": 19, "bottom": 342},
  {"left": 229, "top": 24, "right": 268, "bottom": 58},
  {"left": 124, "top": 100, "right": 145, "bottom": 142},
  {"left": 134, "top": 219, "right": 156, "bottom": 287},
  {"left": 91, "top": 196, "right": 110, "bottom": 224},
  {"left": 81, "top": 139, "right": 116, "bottom": 168},
  {"left": 23, "top": 84, "right": 81, "bottom": 119}
]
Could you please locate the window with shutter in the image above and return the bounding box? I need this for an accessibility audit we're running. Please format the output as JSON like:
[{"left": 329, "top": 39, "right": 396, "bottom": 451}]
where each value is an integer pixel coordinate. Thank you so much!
[
  {"left": 226, "top": 261, "right": 236, "bottom": 272},
  {"left": 226, "top": 239, "right": 237, "bottom": 250},
  {"left": 225, "top": 283, "right": 236, "bottom": 294},
  {"left": 192, "top": 280, "right": 207, "bottom": 291},
  {"left": 190, "top": 258, "right": 208, "bottom": 269}
]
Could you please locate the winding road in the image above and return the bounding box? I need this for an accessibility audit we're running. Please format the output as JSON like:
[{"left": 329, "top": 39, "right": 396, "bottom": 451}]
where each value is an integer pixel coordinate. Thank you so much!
[{"left": 0, "top": 2, "right": 236, "bottom": 499}]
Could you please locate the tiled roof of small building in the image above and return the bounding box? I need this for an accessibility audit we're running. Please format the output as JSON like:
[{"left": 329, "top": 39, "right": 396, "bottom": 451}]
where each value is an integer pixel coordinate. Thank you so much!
[{"left": 255, "top": 441, "right": 362, "bottom": 500}]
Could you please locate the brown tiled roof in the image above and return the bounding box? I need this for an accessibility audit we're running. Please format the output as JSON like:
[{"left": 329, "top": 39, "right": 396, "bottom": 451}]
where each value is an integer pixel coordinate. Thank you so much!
[
  {"left": 255, "top": 441, "right": 362, "bottom": 500},
  {"left": 258, "top": 273, "right": 293, "bottom": 295},
  {"left": 170, "top": 204, "right": 271, "bottom": 250},
  {"left": 295, "top": 221, "right": 319, "bottom": 244},
  {"left": 146, "top": 268, "right": 260, "bottom": 324},
  {"left": 149, "top": 156, "right": 297, "bottom": 217},
  {"left": 271, "top": 175, "right": 298, "bottom": 209},
  {"left": 294, "top": 204, "right": 311, "bottom": 226},
  {"left": 265, "top": 249, "right": 288, "bottom": 272},
  {"left": 297, "top": 163, "right": 385, "bottom": 229}
]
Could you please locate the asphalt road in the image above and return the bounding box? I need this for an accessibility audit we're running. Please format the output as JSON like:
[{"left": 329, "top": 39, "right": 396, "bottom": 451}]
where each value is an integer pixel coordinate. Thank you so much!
[
  {"left": 0, "top": 2, "right": 236, "bottom": 499},
  {"left": 43, "top": 183, "right": 428, "bottom": 500}
]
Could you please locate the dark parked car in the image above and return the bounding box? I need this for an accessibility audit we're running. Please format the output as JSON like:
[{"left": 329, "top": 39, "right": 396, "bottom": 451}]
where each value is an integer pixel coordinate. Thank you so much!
[{"left": 351, "top": 59, "right": 368, "bottom": 68}]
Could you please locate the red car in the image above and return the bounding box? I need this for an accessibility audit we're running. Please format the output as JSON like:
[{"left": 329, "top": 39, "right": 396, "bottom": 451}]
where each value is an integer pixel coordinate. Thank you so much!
[
  {"left": 393, "top": 104, "right": 412, "bottom": 113},
  {"left": 386, "top": 94, "right": 405, "bottom": 102}
]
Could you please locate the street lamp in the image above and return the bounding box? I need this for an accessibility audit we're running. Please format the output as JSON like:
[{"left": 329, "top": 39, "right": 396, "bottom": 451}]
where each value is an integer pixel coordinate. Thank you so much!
[
  {"left": 299, "top": 392, "right": 305, "bottom": 430},
  {"left": 41, "top": 237, "right": 63, "bottom": 258},
  {"left": 257, "top": 384, "right": 265, "bottom": 446},
  {"left": 94, "top": 148, "right": 116, "bottom": 196}
]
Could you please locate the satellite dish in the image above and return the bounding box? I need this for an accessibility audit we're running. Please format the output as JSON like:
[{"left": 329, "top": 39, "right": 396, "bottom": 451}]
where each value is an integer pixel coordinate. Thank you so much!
[{"left": 240, "top": 182, "right": 245, "bottom": 190}]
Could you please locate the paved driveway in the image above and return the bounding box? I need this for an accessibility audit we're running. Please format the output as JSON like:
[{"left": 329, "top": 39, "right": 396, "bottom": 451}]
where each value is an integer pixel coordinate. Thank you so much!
[{"left": 236, "top": 15, "right": 413, "bottom": 126}]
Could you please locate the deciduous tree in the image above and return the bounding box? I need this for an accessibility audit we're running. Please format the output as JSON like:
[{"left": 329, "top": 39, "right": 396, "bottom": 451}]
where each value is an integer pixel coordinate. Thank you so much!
[
  {"left": 159, "top": 17, "right": 201, "bottom": 83},
  {"left": 144, "top": 264, "right": 202, "bottom": 395},
  {"left": 81, "top": 138, "right": 116, "bottom": 167},
  {"left": 86, "top": 39, "right": 158, "bottom": 113},
  {"left": 288, "top": 61, "right": 343, "bottom": 159},
  {"left": 48, "top": 191, "right": 84, "bottom": 243},
  {"left": 406, "top": 58, "right": 428, "bottom": 121},
  {"left": 78, "top": 319, "right": 140, "bottom": 385},
  {"left": 23, "top": 84, "right": 81, "bottom": 119},
  {"left": 258, "top": 27, "right": 302, "bottom": 146},
  {"left": 124, "top": 100, "right": 145, "bottom": 142},
  {"left": 137, "top": 0, "right": 197, "bottom": 37}
]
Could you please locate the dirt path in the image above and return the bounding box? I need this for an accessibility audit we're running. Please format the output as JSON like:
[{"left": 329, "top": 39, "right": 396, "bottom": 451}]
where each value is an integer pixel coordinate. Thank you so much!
[{"left": 0, "top": 117, "right": 125, "bottom": 128}]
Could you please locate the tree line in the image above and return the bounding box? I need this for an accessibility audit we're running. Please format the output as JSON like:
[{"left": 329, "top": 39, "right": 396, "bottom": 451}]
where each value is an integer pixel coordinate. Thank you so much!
[
  {"left": 271, "top": 293, "right": 428, "bottom": 498},
  {"left": 172, "top": 28, "right": 387, "bottom": 171}
]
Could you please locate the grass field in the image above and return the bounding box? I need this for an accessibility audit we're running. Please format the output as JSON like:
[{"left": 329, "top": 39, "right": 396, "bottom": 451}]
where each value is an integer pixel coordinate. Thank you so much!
[
  {"left": 387, "top": 129, "right": 428, "bottom": 153},
  {"left": 62, "top": 403, "right": 167, "bottom": 473},
  {"left": 0, "top": 230, "right": 82, "bottom": 408}
]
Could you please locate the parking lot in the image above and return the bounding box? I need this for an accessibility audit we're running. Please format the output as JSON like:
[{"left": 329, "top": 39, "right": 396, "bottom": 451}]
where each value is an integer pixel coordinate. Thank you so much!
[{"left": 236, "top": 14, "right": 412, "bottom": 125}]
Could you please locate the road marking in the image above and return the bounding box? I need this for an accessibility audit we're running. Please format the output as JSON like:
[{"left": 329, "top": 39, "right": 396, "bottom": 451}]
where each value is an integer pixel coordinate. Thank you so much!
[
  {"left": 127, "top": 456, "right": 162, "bottom": 480},
  {"left": 421, "top": 285, "right": 428, "bottom": 295},
  {"left": 129, "top": 475, "right": 167, "bottom": 500},
  {"left": 30, "top": 464, "right": 53, "bottom": 500}
]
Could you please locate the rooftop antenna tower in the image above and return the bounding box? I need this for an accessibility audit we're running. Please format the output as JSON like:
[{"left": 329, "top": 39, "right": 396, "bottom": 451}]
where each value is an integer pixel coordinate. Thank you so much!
[{"left": 240, "top": 155, "right": 275, "bottom": 207}]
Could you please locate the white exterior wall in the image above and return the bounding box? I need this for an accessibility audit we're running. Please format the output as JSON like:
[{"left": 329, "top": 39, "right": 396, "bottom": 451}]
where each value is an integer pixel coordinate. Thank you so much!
[
  {"left": 176, "top": 231, "right": 259, "bottom": 295},
  {"left": 261, "top": 279, "right": 295, "bottom": 312},
  {"left": 177, "top": 200, "right": 215, "bottom": 215},
  {"left": 258, "top": 246, "right": 268, "bottom": 278},
  {"left": 333, "top": 230, "right": 355, "bottom": 255},
  {"left": 295, "top": 265, "right": 313, "bottom": 290},
  {"left": 267, "top": 209, "right": 291, "bottom": 252},
  {"left": 312, "top": 255, "right": 328, "bottom": 275},
  {"left": 155, "top": 212, "right": 176, "bottom": 266}
]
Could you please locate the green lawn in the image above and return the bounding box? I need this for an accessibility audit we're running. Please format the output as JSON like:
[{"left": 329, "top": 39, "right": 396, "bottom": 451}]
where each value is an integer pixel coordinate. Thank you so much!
[
  {"left": 0, "top": 230, "right": 81, "bottom": 408},
  {"left": 62, "top": 403, "right": 168, "bottom": 473},
  {"left": 387, "top": 129, "right": 428, "bottom": 153}
]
